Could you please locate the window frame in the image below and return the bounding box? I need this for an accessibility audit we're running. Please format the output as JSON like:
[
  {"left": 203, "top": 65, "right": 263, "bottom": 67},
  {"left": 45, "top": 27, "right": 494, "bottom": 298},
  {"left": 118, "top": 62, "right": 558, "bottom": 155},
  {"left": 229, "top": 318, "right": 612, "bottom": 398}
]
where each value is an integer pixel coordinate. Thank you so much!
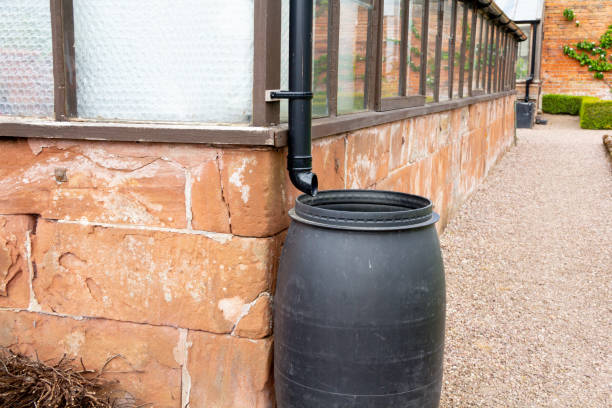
[
  {"left": 514, "top": 22, "right": 533, "bottom": 82},
  {"left": 0, "top": 0, "right": 525, "bottom": 147}
]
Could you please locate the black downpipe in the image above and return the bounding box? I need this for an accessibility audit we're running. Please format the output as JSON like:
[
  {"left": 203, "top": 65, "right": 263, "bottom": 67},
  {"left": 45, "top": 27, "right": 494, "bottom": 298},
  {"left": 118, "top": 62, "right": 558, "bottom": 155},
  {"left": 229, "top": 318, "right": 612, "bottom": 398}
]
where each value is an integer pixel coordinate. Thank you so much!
[
  {"left": 524, "top": 22, "right": 539, "bottom": 102},
  {"left": 524, "top": 77, "right": 533, "bottom": 102},
  {"left": 272, "top": 0, "right": 318, "bottom": 196}
]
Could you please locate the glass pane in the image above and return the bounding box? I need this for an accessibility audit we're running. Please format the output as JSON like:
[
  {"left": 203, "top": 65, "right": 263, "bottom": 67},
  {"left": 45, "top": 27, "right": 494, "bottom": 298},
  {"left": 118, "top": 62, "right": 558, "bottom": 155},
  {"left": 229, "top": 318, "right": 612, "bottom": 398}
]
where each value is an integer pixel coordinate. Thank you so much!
[
  {"left": 462, "top": 6, "right": 473, "bottom": 97},
  {"left": 406, "top": 0, "right": 424, "bottom": 96},
  {"left": 492, "top": 27, "right": 498, "bottom": 92},
  {"left": 439, "top": 0, "right": 452, "bottom": 102},
  {"left": 484, "top": 21, "right": 492, "bottom": 92},
  {"left": 516, "top": 24, "right": 530, "bottom": 80},
  {"left": 313, "top": 1, "right": 330, "bottom": 117},
  {"left": 497, "top": 32, "right": 507, "bottom": 91},
  {"left": 281, "top": 0, "right": 329, "bottom": 122},
  {"left": 73, "top": 0, "right": 254, "bottom": 124},
  {"left": 472, "top": 13, "right": 484, "bottom": 90},
  {"left": 337, "top": 0, "right": 371, "bottom": 115},
  {"left": 281, "top": 0, "right": 289, "bottom": 121},
  {"left": 425, "top": 0, "right": 439, "bottom": 103},
  {"left": 0, "top": 0, "right": 54, "bottom": 117},
  {"left": 381, "top": 0, "right": 402, "bottom": 98},
  {"left": 452, "top": 1, "right": 464, "bottom": 98}
]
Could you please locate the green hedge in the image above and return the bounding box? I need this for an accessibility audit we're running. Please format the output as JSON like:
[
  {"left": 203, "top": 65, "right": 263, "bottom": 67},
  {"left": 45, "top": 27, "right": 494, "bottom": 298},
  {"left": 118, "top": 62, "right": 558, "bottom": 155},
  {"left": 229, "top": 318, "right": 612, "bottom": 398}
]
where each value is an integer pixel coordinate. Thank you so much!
[
  {"left": 578, "top": 96, "right": 600, "bottom": 117},
  {"left": 542, "top": 94, "right": 586, "bottom": 115},
  {"left": 541, "top": 93, "right": 612, "bottom": 129},
  {"left": 580, "top": 99, "right": 612, "bottom": 129}
]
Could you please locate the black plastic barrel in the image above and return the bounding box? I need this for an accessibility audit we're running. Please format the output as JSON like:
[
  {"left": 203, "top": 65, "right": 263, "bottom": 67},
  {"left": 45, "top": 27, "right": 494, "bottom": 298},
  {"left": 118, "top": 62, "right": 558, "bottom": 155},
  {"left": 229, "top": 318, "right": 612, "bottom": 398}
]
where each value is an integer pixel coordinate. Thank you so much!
[
  {"left": 516, "top": 101, "right": 535, "bottom": 128},
  {"left": 275, "top": 190, "right": 445, "bottom": 407}
]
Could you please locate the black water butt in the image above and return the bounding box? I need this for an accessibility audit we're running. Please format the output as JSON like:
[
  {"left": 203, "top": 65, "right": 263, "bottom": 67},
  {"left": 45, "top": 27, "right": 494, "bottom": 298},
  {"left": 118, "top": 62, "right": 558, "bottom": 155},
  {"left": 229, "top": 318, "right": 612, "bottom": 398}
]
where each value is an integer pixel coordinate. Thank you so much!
[{"left": 275, "top": 190, "right": 446, "bottom": 407}]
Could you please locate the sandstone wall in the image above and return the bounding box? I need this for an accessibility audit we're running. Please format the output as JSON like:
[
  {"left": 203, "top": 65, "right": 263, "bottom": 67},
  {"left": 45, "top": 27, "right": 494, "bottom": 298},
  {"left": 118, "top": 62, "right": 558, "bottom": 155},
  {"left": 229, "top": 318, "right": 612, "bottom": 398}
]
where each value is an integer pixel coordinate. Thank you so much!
[
  {"left": 541, "top": 0, "right": 612, "bottom": 100},
  {"left": 0, "top": 94, "right": 515, "bottom": 407}
]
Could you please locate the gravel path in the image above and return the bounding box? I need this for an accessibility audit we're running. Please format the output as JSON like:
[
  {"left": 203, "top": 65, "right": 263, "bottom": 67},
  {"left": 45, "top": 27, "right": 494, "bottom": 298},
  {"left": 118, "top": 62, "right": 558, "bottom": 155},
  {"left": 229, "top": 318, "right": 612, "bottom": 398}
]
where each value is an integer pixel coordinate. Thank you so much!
[{"left": 439, "top": 114, "right": 612, "bottom": 407}]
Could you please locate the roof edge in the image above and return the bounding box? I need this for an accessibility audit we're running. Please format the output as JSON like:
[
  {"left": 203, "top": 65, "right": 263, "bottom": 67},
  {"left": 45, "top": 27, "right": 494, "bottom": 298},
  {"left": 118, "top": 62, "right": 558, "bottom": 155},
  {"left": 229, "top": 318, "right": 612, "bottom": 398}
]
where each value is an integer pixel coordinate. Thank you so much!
[{"left": 473, "top": 0, "right": 528, "bottom": 41}]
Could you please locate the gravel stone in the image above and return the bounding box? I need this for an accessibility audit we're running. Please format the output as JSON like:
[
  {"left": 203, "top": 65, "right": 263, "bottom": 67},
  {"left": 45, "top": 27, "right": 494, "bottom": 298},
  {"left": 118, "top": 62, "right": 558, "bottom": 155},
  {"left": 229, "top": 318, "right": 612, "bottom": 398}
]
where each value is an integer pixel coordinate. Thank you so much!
[{"left": 439, "top": 114, "right": 612, "bottom": 408}]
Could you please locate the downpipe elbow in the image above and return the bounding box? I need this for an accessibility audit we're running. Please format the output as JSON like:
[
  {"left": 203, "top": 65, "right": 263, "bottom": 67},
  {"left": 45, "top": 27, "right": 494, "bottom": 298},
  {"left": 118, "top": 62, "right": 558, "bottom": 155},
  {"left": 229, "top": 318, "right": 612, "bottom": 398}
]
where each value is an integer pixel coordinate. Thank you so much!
[{"left": 290, "top": 170, "right": 318, "bottom": 196}]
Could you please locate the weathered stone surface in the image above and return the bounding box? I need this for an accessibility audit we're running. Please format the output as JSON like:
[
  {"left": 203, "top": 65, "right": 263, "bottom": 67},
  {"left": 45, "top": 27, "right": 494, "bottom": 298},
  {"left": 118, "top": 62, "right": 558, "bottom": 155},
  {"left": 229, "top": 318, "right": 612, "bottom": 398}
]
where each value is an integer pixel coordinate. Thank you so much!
[
  {"left": 32, "top": 220, "right": 278, "bottom": 333},
  {"left": 431, "top": 144, "right": 452, "bottom": 195},
  {"left": 0, "top": 310, "right": 182, "bottom": 407},
  {"left": 0, "top": 139, "right": 187, "bottom": 228},
  {"left": 425, "top": 113, "right": 441, "bottom": 154},
  {"left": 460, "top": 129, "right": 486, "bottom": 197},
  {"left": 346, "top": 126, "right": 390, "bottom": 189},
  {"left": 412, "top": 157, "right": 433, "bottom": 198},
  {"left": 312, "top": 135, "right": 346, "bottom": 190},
  {"left": 0, "top": 215, "right": 34, "bottom": 308},
  {"left": 376, "top": 163, "right": 417, "bottom": 194},
  {"left": 438, "top": 112, "right": 451, "bottom": 148},
  {"left": 189, "top": 155, "right": 231, "bottom": 233},
  {"left": 410, "top": 115, "right": 435, "bottom": 163},
  {"left": 233, "top": 293, "right": 272, "bottom": 339},
  {"left": 469, "top": 101, "right": 488, "bottom": 132},
  {"left": 187, "top": 332, "right": 273, "bottom": 408},
  {"left": 389, "top": 119, "right": 414, "bottom": 172},
  {"left": 450, "top": 139, "right": 463, "bottom": 184},
  {"left": 451, "top": 107, "right": 469, "bottom": 139},
  {"left": 219, "top": 149, "right": 286, "bottom": 237}
]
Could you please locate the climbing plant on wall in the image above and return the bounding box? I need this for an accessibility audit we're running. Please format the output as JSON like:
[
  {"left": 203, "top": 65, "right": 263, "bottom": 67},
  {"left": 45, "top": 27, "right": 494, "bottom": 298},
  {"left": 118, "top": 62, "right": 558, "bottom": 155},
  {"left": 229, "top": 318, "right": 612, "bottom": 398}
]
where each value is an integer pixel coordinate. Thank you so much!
[{"left": 561, "top": 8, "right": 612, "bottom": 88}]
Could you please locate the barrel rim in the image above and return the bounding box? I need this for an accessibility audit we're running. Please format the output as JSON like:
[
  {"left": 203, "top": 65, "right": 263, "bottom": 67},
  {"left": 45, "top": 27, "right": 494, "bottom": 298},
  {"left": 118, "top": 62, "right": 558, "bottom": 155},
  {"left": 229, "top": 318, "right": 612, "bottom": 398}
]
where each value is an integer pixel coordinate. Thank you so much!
[{"left": 291, "top": 190, "right": 439, "bottom": 231}]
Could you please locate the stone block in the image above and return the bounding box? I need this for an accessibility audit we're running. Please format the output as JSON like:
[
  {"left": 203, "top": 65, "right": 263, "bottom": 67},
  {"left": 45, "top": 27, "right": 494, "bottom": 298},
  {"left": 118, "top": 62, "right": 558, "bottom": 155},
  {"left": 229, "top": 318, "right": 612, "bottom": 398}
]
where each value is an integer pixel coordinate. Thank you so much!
[
  {"left": 32, "top": 220, "right": 278, "bottom": 334},
  {"left": 0, "top": 139, "right": 187, "bottom": 228},
  {"left": 219, "top": 149, "right": 286, "bottom": 237},
  {"left": 376, "top": 163, "right": 418, "bottom": 194},
  {"left": 0, "top": 215, "right": 34, "bottom": 309},
  {"left": 346, "top": 125, "right": 390, "bottom": 189},
  {"left": 0, "top": 310, "right": 182, "bottom": 407},
  {"left": 187, "top": 331, "right": 273, "bottom": 408},
  {"left": 233, "top": 293, "right": 272, "bottom": 339},
  {"left": 190, "top": 154, "right": 231, "bottom": 233}
]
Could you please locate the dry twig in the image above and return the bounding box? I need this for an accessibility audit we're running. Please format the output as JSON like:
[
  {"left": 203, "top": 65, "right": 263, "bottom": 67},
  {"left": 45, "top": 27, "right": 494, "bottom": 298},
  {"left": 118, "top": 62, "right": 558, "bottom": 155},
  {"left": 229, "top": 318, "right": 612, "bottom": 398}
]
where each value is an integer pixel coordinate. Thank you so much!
[{"left": 0, "top": 347, "right": 142, "bottom": 408}]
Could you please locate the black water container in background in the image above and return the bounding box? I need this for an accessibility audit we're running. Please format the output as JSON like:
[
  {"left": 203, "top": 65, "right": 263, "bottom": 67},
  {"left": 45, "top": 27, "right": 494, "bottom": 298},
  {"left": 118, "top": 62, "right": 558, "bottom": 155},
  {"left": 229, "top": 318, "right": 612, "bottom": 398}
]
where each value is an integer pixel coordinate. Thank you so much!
[
  {"left": 275, "top": 190, "right": 446, "bottom": 407},
  {"left": 516, "top": 101, "right": 535, "bottom": 128}
]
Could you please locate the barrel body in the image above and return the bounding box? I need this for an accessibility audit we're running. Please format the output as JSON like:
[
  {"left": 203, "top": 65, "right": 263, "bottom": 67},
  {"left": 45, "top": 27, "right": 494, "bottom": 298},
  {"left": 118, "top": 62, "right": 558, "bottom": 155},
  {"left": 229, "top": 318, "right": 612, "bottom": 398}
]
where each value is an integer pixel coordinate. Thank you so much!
[{"left": 274, "top": 190, "right": 445, "bottom": 408}]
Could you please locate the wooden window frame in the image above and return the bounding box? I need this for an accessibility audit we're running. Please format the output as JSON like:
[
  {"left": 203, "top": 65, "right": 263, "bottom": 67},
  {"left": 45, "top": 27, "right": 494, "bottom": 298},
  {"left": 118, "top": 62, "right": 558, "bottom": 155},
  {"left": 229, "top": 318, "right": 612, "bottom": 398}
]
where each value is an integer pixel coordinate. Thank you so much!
[{"left": 0, "top": 0, "right": 523, "bottom": 147}]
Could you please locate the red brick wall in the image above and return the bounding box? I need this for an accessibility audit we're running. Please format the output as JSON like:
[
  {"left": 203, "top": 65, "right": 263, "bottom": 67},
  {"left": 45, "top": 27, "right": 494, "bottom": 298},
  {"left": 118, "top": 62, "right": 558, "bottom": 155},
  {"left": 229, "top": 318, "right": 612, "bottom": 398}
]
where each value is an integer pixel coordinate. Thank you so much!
[
  {"left": 0, "top": 94, "right": 515, "bottom": 407},
  {"left": 541, "top": 0, "right": 612, "bottom": 99}
]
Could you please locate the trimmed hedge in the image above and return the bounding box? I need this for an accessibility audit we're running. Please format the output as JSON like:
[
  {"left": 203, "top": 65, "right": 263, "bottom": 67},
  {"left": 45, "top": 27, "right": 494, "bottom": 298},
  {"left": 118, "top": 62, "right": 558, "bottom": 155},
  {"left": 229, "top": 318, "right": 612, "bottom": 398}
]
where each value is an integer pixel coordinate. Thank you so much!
[
  {"left": 542, "top": 94, "right": 585, "bottom": 115},
  {"left": 580, "top": 100, "right": 612, "bottom": 129},
  {"left": 541, "top": 93, "right": 612, "bottom": 129},
  {"left": 578, "top": 96, "right": 600, "bottom": 118}
]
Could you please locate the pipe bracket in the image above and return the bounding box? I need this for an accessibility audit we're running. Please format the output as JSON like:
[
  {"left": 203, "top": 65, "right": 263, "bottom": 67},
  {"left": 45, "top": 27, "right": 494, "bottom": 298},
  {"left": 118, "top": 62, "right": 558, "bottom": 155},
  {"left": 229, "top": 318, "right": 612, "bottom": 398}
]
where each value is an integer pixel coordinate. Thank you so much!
[{"left": 266, "top": 90, "right": 313, "bottom": 102}]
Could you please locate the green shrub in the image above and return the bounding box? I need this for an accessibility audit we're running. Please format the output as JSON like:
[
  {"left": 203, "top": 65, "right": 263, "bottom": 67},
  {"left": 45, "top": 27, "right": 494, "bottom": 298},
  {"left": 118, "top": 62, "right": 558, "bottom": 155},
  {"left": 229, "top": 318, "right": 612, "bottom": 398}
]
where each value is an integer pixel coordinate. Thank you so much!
[
  {"left": 580, "top": 99, "right": 612, "bottom": 129},
  {"left": 542, "top": 94, "right": 586, "bottom": 115},
  {"left": 578, "top": 96, "right": 600, "bottom": 117}
]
